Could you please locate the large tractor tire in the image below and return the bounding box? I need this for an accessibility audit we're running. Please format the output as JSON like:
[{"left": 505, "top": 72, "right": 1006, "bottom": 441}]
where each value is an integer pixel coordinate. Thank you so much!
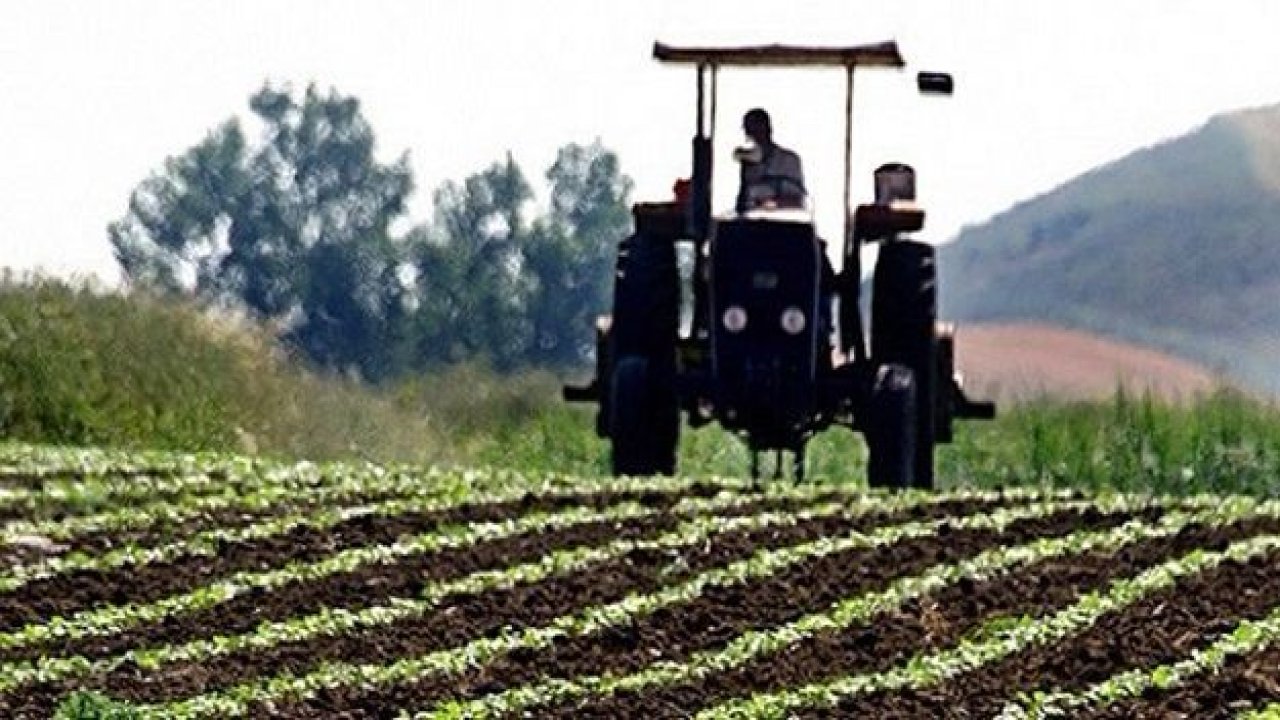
[
  {"left": 872, "top": 240, "right": 938, "bottom": 489},
  {"left": 607, "top": 231, "right": 680, "bottom": 476},
  {"left": 611, "top": 232, "right": 680, "bottom": 359},
  {"left": 609, "top": 356, "right": 679, "bottom": 476},
  {"left": 865, "top": 364, "right": 917, "bottom": 490}
]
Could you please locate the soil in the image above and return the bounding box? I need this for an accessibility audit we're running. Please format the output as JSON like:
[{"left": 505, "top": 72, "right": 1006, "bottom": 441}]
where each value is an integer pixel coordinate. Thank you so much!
[
  {"left": 20, "top": 480, "right": 433, "bottom": 554},
  {"left": 0, "top": 488, "right": 701, "bottom": 633},
  {"left": 237, "top": 506, "right": 1150, "bottom": 718},
  {"left": 573, "top": 515, "right": 1280, "bottom": 718},
  {"left": 1084, "top": 645, "right": 1280, "bottom": 719},
  {"left": 0, "top": 511, "right": 682, "bottom": 666},
  {"left": 791, "top": 536, "right": 1280, "bottom": 718},
  {"left": 6, "top": 486, "right": 1276, "bottom": 720},
  {"left": 0, "top": 496, "right": 1002, "bottom": 716}
]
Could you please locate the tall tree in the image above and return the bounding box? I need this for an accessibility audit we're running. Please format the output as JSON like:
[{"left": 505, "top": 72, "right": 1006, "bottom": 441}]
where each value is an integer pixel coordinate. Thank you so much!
[
  {"left": 523, "top": 141, "right": 632, "bottom": 367},
  {"left": 410, "top": 142, "right": 631, "bottom": 370},
  {"left": 109, "top": 84, "right": 414, "bottom": 380},
  {"left": 411, "top": 154, "right": 534, "bottom": 369}
]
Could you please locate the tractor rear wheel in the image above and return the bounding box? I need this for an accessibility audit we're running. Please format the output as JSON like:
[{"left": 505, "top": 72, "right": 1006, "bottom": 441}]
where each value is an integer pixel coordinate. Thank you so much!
[
  {"left": 866, "top": 364, "right": 917, "bottom": 490},
  {"left": 609, "top": 355, "right": 678, "bottom": 476},
  {"left": 607, "top": 231, "right": 680, "bottom": 476},
  {"left": 872, "top": 240, "right": 938, "bottom": 489},
  {"left": 611, "top": 232, "right": 679, "bottom": 359}
]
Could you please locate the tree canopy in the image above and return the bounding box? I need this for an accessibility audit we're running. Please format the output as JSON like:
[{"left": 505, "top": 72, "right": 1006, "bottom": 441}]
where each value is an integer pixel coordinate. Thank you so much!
[{"left": 111, "top": 84, "right": 631, "bottom": 380}]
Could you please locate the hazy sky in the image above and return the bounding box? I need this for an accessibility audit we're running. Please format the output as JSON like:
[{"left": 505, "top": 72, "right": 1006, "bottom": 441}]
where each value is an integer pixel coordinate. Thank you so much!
[{"left": 3, "top": 0, "right": 1279, "bottom": 283}]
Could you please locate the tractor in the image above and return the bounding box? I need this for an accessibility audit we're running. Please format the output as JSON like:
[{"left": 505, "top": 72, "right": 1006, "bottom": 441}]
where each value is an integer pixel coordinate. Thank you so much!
[{"left": 563, "top": 41, "right": 995, "bottom": 488}]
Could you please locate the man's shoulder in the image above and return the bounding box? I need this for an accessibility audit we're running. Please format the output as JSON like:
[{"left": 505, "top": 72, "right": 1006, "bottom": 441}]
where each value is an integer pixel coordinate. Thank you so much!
[
  {"left": 771, "top": 145, "right": 803, "bottom": 175},
  {"left": 774, "top": 144, "right": 801, "bottom": 161}
]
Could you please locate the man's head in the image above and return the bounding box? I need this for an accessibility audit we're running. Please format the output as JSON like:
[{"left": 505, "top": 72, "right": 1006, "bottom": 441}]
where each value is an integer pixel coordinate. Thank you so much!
[{"left": 743, "top": 108, "right": 772, "bottom": 146}]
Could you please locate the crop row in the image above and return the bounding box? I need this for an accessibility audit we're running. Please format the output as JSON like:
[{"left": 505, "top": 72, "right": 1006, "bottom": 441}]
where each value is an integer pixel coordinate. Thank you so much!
[
  {"left": 7, "top": 443, "right": 1276, "bottom": 718},
  {"left": 0, "top": 478, "right": 726, "bottom": 594},
  {"left": 0, "top": 463, "right": 744, "bottom": 545},
  {"left": 0, "top": 478, "right": 1035, "bottom": 595},
  {"left": 19, "top": 491, "right": 1273, "bottom": 718},
  {"left": 12, "top": 484, "right": 1269, "bottom": 712},
  {"left": 103, "top": 497, "right": 1128, "bottom": 718},
  {"left": 0, "top": 442, "right": 248, "bottom": 478},
  {"left": 0, "top": 457, "right": 891, "bottom": 542},
  {"left": 419, "top": 497, "right": 1276, "bottom": 719},
  {"left": 0, "top": 499, "right": 668, "bottom": 652},
  {"left": 1, "top": 486, "right": 1011, "bottom": 676},
  {"left": 11, "top": 485, "right": 996, "bottom": 660},
  {"left": 692, "top": 529, "right": 1280, "bottom": 718},
  {"left": 0, "top": 450, "right": 1095, "bottom": 523},
  {"left": 0, "top": 464, "right": 437, "bottom": 543},
  {"left": 995, "top": 592, "right": 1280, "bottom": 717},
  {"left": 5, "top": 486, "right": 1011, "bottom": 715},
  {"left": 1242, "top": 704, "right": 1280, "bottom": 720},
  {"left": 0, "top": 439, "right": 1227, "bottom": 547},
  {"left": 0, "top": 497, "right": 858, "bottom": 694}
]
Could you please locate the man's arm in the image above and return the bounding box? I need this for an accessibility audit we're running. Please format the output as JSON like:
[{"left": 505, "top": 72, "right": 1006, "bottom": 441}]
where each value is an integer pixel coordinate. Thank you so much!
[{"left": 781, "top": 148, "right": 805, "bottom": 191}]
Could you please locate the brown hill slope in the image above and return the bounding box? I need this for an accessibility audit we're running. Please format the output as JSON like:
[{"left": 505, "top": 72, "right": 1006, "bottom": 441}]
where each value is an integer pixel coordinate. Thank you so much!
[
  {"left": 953, "top": 323, "right": 1221, "bottom": 403},
  {"left": 939, "top": 102, "right": 1280, "bottom": 394}
]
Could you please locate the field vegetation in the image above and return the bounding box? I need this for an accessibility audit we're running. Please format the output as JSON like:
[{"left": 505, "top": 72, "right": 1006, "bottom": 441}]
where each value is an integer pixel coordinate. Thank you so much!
[
  {"left": 3, "top": 277, "right": 1280, "bottom": 497},
  {"left": 0, "top": 446, "right": 1270, "bottom": 718},
  {"left": 1, "top": 281, "right": 1279, "bottom": 717}
]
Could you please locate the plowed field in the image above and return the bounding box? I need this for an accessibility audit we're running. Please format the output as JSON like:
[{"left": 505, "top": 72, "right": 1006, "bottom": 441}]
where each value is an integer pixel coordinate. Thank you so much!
[{"left": 1, "top": 444, "right": 1278, "bottom": 719}]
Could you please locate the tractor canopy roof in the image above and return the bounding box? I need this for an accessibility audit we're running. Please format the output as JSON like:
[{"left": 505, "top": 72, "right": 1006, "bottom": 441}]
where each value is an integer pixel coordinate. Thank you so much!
[
  {"left": 653, "top": 39, "right": 946, "bottom": 245},
  {"left": 652, "top": 41, "right": 904, "bottom": 69}
]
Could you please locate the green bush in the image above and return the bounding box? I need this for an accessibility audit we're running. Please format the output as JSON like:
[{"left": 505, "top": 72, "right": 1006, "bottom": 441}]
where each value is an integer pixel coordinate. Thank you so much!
[{"left": 0, "top": 277, "right": 440, "bottom": 464}]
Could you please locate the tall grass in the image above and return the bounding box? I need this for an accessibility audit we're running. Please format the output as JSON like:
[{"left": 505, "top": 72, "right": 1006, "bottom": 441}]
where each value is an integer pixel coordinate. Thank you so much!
[
  {"left": 466, "top": 382, "right": 1280, "bottom": 496},
  {"left": 0, "top": 277, "right": 441, "bottom": 464},
  {"left": 4, "top": 277, "right": 1278, "bottom": 496},
  {"left": 945, "top": 386, "right": 1280, "bottom": 496}
]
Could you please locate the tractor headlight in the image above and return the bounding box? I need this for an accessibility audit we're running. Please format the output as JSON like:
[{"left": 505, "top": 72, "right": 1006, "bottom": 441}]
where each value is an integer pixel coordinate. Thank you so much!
[
  {"left": 723, "top": 305, "right": 748, "bottom": 333},
  {"left": 780, "top": 306, "right": 806, "bottom": 335}
]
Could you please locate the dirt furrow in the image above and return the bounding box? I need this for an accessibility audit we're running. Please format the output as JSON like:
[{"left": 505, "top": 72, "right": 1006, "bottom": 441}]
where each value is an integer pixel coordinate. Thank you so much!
[
  {"left": 0, "top": 489, "right": 697, "bottom": 632},
  {"left": 240, "top": 503, "right": 1123, "bottom": 718},
  {"left": 1083, "top": 645, "right": 1280, "bottom": 719},
  {"left": 798, "top": 533, "right": 1280, "bottom": 718},
  {"left": 17, "top": 497, "right": 1008, "bottom": 714},
  {"left": 5, "top": 482, "right": 420, "bottom": 555}
]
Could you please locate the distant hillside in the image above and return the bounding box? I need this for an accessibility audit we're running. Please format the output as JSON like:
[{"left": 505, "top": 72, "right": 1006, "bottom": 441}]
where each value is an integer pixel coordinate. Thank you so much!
[
  {"left": 954, "top": 322, "right": 1219, "bottom": 403},
  {"left": 939, "top": 103, "right": 1280, "bottom": 392}
]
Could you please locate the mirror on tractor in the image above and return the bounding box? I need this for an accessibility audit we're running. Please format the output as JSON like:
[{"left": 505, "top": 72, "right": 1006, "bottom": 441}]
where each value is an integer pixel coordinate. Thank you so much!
[{"left": 917, "top": 71, "right": 954, "bottom": 95}]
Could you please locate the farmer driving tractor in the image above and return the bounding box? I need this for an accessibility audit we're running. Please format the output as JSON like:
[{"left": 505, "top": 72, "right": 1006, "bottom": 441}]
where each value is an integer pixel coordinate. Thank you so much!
[
  {"left": 735, "top": 108, "right": 807, "bottom": 212},
  {"left": 735, "top": 107, "right": 834, "bottom": 337}
]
